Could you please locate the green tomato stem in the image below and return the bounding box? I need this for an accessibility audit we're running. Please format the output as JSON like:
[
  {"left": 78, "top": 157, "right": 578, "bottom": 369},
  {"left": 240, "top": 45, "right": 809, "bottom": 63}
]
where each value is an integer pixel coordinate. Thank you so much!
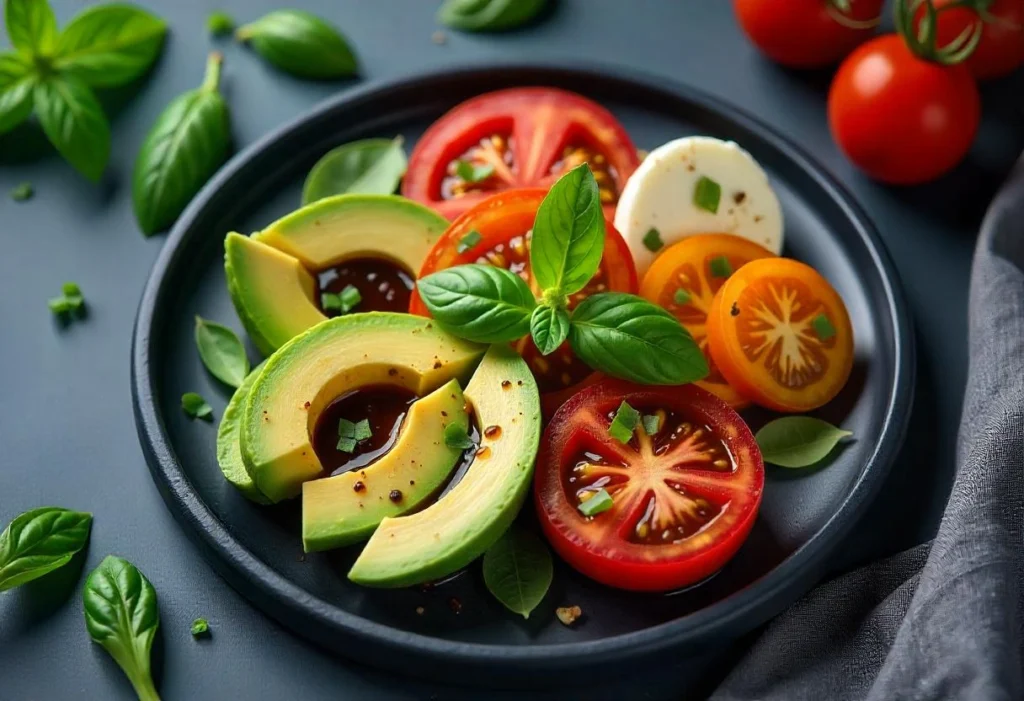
[{"left": 202, "top": 52, "right": 223, "bottom": 93}]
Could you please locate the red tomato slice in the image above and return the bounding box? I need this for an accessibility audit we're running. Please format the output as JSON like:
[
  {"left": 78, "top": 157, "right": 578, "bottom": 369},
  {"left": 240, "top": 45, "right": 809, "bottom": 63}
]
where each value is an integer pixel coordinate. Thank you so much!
[
  {"left": 402, "top": 88, "right": 641, "bottom": 221},
  {"left": 535, "top": 380, "right": 764, "bottom": 592},
  {"left": 409, "top": 189, "right": 638, "bottom": 415}
]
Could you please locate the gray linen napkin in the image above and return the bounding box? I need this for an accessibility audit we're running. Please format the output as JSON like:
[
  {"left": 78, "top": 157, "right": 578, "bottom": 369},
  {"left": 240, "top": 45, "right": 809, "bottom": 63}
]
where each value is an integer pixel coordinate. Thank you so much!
[{"left": 713, "top": 156, "right": 1024, "bottom": 701}]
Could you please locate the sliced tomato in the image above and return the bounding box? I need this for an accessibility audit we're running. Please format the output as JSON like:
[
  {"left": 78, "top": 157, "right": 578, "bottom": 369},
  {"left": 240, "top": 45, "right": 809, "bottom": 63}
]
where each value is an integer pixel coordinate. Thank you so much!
[
  {"left": 409, "top": 189, "right": 638, "bottom": 415},
  {"left": 534, "top": 379, "right": 764, "bottom": 592},
  {"left": 706, "top": 258, "right": 854, "bottom": 412},
  {"left": 640, "top": 234, "right": 776, "bottom": 408},
  {"left": 402, "top": 88, "right": 640, "bottom": 220}
]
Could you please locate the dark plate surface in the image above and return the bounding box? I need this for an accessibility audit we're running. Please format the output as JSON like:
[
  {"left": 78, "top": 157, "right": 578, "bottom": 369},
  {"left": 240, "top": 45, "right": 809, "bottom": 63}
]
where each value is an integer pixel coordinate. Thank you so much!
[{"left": 131, "top": 64, "right": 914, "bottom": 684}]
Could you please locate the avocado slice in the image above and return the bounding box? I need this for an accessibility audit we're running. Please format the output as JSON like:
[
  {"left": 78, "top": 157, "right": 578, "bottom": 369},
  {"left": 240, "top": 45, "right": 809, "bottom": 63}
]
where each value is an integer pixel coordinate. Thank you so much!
[
  {"left": 225, "top": 195, "right": 448, "bottom": 355},
  {"left": 348, "top": 344, "right": 541, "bottom": 588},
  {"left": 216, "top": 362, "right": 271, "bottom": 504},
  {"left": 240, "top": 313, "right": 484, "bottom": 503},
  {"left": 302, "top": 379, "right": 469, "bottom": 552}
]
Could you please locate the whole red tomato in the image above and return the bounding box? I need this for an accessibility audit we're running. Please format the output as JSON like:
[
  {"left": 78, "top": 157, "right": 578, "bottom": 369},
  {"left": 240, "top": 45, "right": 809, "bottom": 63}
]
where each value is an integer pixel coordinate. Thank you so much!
[
  {"left": 828, "top": 34, "right": 980, "bottom": 184},
  {"left": 917, "top": 0, "right": 1024, "bottom": 80},
  {"left": 733, "top": 0, "right": 885, "bottom": 68}
]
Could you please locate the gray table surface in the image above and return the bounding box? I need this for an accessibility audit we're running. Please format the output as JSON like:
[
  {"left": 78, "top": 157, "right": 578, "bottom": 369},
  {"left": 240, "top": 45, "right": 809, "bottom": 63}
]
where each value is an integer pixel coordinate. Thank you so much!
[{"left": 1, "top": 1, "right": 1021, "bottom": 699}]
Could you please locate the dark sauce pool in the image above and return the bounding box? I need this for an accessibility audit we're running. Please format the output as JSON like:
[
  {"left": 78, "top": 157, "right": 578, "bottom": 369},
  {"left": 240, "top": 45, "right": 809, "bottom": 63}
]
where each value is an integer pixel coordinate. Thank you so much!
[{"left": 317, "top": 257, "right": 414, "bottom": 316}]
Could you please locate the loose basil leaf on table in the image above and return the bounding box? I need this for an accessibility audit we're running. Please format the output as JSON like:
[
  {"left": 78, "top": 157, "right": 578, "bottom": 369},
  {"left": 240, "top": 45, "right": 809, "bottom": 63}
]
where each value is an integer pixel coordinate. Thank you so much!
[
  {"left": 194, "top": 316, "right": 249, "bottom": 388},
  {"left": 0, "top": 507, "right": 92, "bottom": 592},
  {"left": 482, "top": 527, "right": 553, "bottom": 619},
  {"left": 438, "top": 0, "right": 549, "bottom": 32},
  {"left": 4, "top": 0, "right": 58, "bottom": 55},
  {"left": 568, "top": 292, "right": 709, "bottom": 385},
  {"left": 132, "top": 51, "right": 231, "bottom": 235},
  {"left": 236, "top": 10, "right": 358, "bottom": 80},
  {"left": 301, "top": 137, "right": 407, "bottom": 205},
  {"left": 416, "top": 264, "right": 537, "bottom": 343},
  {"left": 182, "top": 392, "right": 213, "bottom": 421},
  {"left": 755, "top": 416, "right": 853, "bottom": 468},
  {"left": 53, "top": 4, "right": 167, "bottom": 88},
  {"left": 529, "top": 163, "right": 605, "bottom": 298},
  {"left": 0, "top": 53, "right": 35, "bottom": 134},
  {"left": 84, "top": 556, "right": 161, "bottom": 701},
  {"left": 33, "top": 75, "right": 111, "bottom": 182},
  {"left": 530, "top": 304, "right": 570, "bottom": 356}
]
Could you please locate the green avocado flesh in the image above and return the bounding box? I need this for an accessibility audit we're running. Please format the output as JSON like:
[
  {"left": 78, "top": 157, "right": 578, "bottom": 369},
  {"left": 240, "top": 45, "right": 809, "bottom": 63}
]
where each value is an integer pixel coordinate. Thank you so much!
[
  {"left": 240, "top": 313, "right": 484, "bottom": 503},
  {"left": 216, "top": 363, "right": 271, "bottom": 504},
  {"left": 348, "top": 344, "right": 541, "bottom": 588},
  {"left": 302, "top": 379, "right": 469, "bottom": 552},
  {"left": 225, "top": 195, "right": 448, "bottom": 356}
]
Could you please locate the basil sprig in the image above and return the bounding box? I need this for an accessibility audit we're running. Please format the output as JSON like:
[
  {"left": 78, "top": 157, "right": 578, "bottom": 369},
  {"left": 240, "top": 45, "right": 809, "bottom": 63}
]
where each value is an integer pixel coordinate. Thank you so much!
[
  {"left": 0, "top": 0, "right": 166, "bottom": 179},
  {"left": 0, "top": 507, "right": 92, "bottom": 591},
  {"left": 416, "top": 164, "right": 708, "bottom": 385},
  {"left": 438, "top": 0, "right": 549, "bottom": 32},
  {"left": 236, "top": 10, "right": 358, "bottom": 80}
]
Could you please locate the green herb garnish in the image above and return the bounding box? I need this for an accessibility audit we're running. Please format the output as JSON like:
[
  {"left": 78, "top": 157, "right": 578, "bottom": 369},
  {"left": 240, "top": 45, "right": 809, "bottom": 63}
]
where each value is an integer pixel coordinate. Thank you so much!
[
  {"left": 608, "top": 401, "right": 640, "bottom": 444},
  {"left": 49, "top": 281, "right": 86, "bottom": 317},
  {"left": 207, "top": 11, "right": 235, "bottom": 36},
  {"left": 578, "top": 488, "right": 613, "bottom": 517},
  {"left": 694, "top": 175, "right": 721, "bottom": 213},
  {"left": 322, "top": 285, "right": 361, "bottom": 314},
  {"left": 337, "top": 418, "right": 372, "bottom": 453},
  {"left": 756, "top": 417, "right": 852, "bottom": 468},
  {"left": 530, "top": 304, "right": 570, "bottom": 355},
  {"left": 709, "top": 256, "right": 733, "bottom": 278},
  {"left": 482, "top": 527, "right": 552, "bottom": 619},
  {"left": 642, "top": 227, "right": 663, "bottom": 252},
  {"left": 438, "top": 0, "right": 549, "bottom": 32},
  {"left": 444, "top": 422, "right": 476, "bottom": 450},
  {"left": 10, "top": 182, "right": 33, "bottom": 201},
  {"left": 236, "top": 10, "right": 357, "bottom": 79},
  {"left": 673, "top": 288, "right": 691, "bottom": 305},
  {"left": 812, "top": 313, "right": 837, "bottom": 341},
  {"left": 302, "top": 137, "right": 407, "bottom": 205},
  {"left": 190, "top": 618, "right": 210, "bottom": 638},
  {"left": 456, "top": 160, "right": 494, "bottom": 183},
  {"left": 0, "top": 507, "right": 92, "bottom": 591},
  {"left": 182, "top": 392, "right": 213, "bottom": 421},
  {"left": 642, "top": 413, "right": 661, "bottom": 436},
  {"left": 194, "top": 316, "right": 249, "bottom": 388},
  {"left": 456, "top": 229, "right": 483, "bottom": 254}
]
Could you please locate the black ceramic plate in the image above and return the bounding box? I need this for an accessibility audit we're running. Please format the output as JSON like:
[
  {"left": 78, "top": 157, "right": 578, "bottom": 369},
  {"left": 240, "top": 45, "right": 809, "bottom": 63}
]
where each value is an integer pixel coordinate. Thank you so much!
[{"left": 132, "top": 65, "right": 914, "bottom": 685}]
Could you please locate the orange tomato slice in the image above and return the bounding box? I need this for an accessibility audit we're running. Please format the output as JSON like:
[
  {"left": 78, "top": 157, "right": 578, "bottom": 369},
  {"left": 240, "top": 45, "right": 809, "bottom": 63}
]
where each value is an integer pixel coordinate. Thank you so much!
[
  {"left": 640, "top": 234, "right": 776, "bottom": 408},
  {"left": 706, "top": 258, "right": 854, "bottom": 412}
]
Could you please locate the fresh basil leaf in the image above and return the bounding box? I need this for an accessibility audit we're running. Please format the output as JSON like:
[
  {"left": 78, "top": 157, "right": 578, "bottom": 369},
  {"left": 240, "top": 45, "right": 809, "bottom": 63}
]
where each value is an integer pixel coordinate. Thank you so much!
[
  {"left": 0, "top": 53, "right": 35, "bottom": 134},
  {"left": 416, "top": 264, "right": 536, "bottom": 344},
  {"left": 301, "top": 137, "right": 406, "bottom": 204},
  {"left": 568, "top": 292, "right": 709, "bottom": 385},
  {"left": 194, "top": 316, "right": 249, "bottom": 388},
  {"left": 530, "top": 163, "right": 605, "bottom": 296},
  {"left": 438, "top": 0, "right": 548, "bottom": 32},
  {"left": 83, "top": 556, "right": 161, "bottom": 701},
  {"left": 444, "top": 422, "right": 475, "bottom": 450},
  {"left": 482, "top": 527, "right": 552, "bottom": 619},
  {"left": 236, "top": 10, "right": 358, "bottom": 80},
  {"left": 182, "top": 392, "right": 213, "bottom": 421},
  {"left": 132, "top": 51, "right": 230, "bottom": 235},
  {"left": 755, "top": 417, "right": 852, "bottom": 468},
  {"left": 5, "top": 0, "right": 58, "bottom": 56},
  {"left": 33, "top": 75, "right": 110, "bottom": 182},
  {"left": 530, "top": 304, "right": 569, "bottom": 356},
  {"left": 53, "top": 4, "right": 166, "bottom": 88},
  {"left": 0, "top": 507, "right": 92, "bottom": 591}
]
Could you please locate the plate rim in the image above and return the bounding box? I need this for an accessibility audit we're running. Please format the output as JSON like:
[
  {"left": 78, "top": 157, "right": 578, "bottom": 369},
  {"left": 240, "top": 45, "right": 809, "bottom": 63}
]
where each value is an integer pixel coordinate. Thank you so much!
[{"left": 131, "top": 61, "right": 915, "bottom": 677}]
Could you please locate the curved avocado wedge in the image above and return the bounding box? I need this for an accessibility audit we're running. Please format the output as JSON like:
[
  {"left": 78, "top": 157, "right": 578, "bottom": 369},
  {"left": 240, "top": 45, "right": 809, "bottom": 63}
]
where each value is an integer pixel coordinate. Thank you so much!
[
  {"left": 216, "top": 362, "right": 271, "bottom": 504},
  {"left": 241, "top": 313, "right": 484, "bottom": 503},
  {"left": 348, "top": 344, "right": 541, "bottom": 588},
  {"left": 302, "top": 379, "right": 469, "bottom": 552}
]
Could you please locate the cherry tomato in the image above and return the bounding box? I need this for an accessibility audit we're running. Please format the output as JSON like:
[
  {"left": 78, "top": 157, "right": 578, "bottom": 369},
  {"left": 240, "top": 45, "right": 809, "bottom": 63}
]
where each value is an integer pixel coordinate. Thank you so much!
[
  {"left": 640, "top": 234, "right": 776, "bottom": 408},
  {"left": 401, "top": 88, "right": 640, "bottom": 220},
  {"left": 916, "top": 0, "right": 1024, "bottom": 80},
  {"left": 828, "top": 34, "right": 980, "bottom": 184},
  {"left": 409, "top": 189, "right": 638, "bottom": 414},
  {"left": 706, "top": 258, "right": 854, "bottom": 412},
  {"left": 733, "top": 0, "right": 885, "bottom": 68},
  {"left": 534, "top": 379, "right": 764, "bottom": 592}
]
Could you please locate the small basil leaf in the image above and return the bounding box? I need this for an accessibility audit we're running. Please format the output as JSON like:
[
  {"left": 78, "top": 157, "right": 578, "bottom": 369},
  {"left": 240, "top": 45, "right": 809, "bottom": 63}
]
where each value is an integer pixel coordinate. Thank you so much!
[
  {"left": 33, "top": 75, "right": 110, "bottom": 182},
  {"left": 5, "top": 0, "right": 58, "bottom": 56},
  {"left": 0, "top": 507, "right": 92, "bottom": 591},
  {"left": 416, "top": 264, "right": 536, "bottom": 344},
  {"left": 207, "top": 11, "right": 235, "bottom": 37},
  {"left": 530, "top": 304, "right": 569, "bottom": 356},
  {"left": 438, "top": 0, "right": 548, "bottom": 32},
  {"left": 301, "top": 137, "right": 406, "bottom": 205},
  {"left": 444, "top": 422, "right": 476, "bottom": 451},
  {"left": 568, "top": 292, "right": 709, "bottom": 385},
  {"left": 482, "top": 527, "right": 553, "bottom": 619},
  {"left": 194, "top": 316, "right": 249, "bottom": 388},
  {"left": 84, "top": 556, "right": 161, "bottom": 701},
  {"left": 530, "top": 163, "right": 605, "bottom": 296},
  {"left": 182, "top": 392, "right": 213, "bottom": 421},
  {"left": 132, "top": 52, "right": 231, "bottom": 235},
  {"left": 0, "top": 53, "right": 35, "bottom": 134},
  {"left": 236, "top": 10, "right": 357, "bottom": 80},
  {"left": 755, "top": 417, "right": 852, "bottom": 468},
  {"left": 53, "top": 4, "right": 166, "bottom": 88}
]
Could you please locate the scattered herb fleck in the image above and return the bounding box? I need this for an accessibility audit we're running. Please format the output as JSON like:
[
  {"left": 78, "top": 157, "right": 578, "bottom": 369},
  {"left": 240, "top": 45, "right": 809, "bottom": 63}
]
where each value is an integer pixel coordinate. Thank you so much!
[
  {"left": 190, "top": 618, "right": 210, "bottom": 638},
  {"left": 48, "top": 282, "right": 86, "bottom": 318},
  {"left": 642, "top": 227, "right": 663, "bottom": 252},
  {"left": 812, "top": 313, "right": 837, "bottom": 341},
  {"left": 709, "top": 256, "right": 733, "bottom": 278},
  {"left": 207, "top": 11, "right": 235, "bottom": 36},
  {"left": 456, "top": 229, "right": 483, "bottom": 254},
  {"left": 642, "top": 413, "right": 661, "bottom": 436},
  {"left": 337, "top": 418, "right": 371, "bottom": 453},
  {"left": 694, "top": 175, "right": 721, "bottom": 213},
  {"left": 182, "top": 392, "right": 213, "bottom": 421},
  {"left": 444, "top": 422, "right": 475, "bottom": 450},
  {"left": 578, "top": 488, "right": 613, "bottom": 517},
  {"left": 673, "top": 288, "right": 691, "bottom": 305},
  {"left": 456, "top": 160, "right": 494, "bottom": 183},
  {"left": 10, "top": 182, "right": 33, "bottom": 202},
  {"left": 322, "top": 284, "right": 361, "bottom": 314},
  {"left": 608, "top": 401, "right": 640, "bottom": 444}
]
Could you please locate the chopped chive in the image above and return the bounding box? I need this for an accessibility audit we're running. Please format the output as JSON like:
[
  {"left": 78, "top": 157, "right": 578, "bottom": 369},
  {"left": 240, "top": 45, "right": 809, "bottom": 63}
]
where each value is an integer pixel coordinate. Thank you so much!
[
  {"left": 694, "top": 175, "right": 721, "bottom": 213},
  {"left": 578, "top": 488, "right": 613, "bottom": 517},
  {"left": 339, "top": 284, "right": 361, "bottom": 312},
  {"left": 444, "top": 422, "right": 475, "bottom": 450},
  {"left": 812, "top": 313, "right": 837, "bottom": 341},
  {"left": 352, "top": 418, "right": 372, "bottom": 441},
  {"left": 608, "top": 401, "right": 640, "bottom": 444},
  {"left": 456, "top": 161, "right": 494, "bottom": 183},
  {"left": 456, "top": 229, "right": 483, "bottom": 254},
  {"left": 48, "top": 297, "right": 74, "bottom": 314},
  {"left": 673, "top": 288, "right": 691, "bottom": 305},
  {"left": 321, "top": 292, "right": 342, "bottom": 312},
  {"left": 190, "top": 618, "right": 210, "bottom": 638},
  {"left": 10, "top": 182, "right": 33, "bottom": 202},
  {"left": 642, "top": 227, "right": 663, "bottom": 252},
  {"left": 182, "top": 393, "right": 213, "bottom": 421},
  {"left": 709, "top": 256, "right": 733, "bottom": 278},
  {"left": 207, "top": 11, "right": 235, "bottom": 36},
  {"left": 62, "top": 282, "right": 81, "bottom": 298},
  {"left": 336, "top": 436, "right": 357, "bottom": 453},
  {"left": 642, "top": 414, "right": 661, "bottom": 436}
]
